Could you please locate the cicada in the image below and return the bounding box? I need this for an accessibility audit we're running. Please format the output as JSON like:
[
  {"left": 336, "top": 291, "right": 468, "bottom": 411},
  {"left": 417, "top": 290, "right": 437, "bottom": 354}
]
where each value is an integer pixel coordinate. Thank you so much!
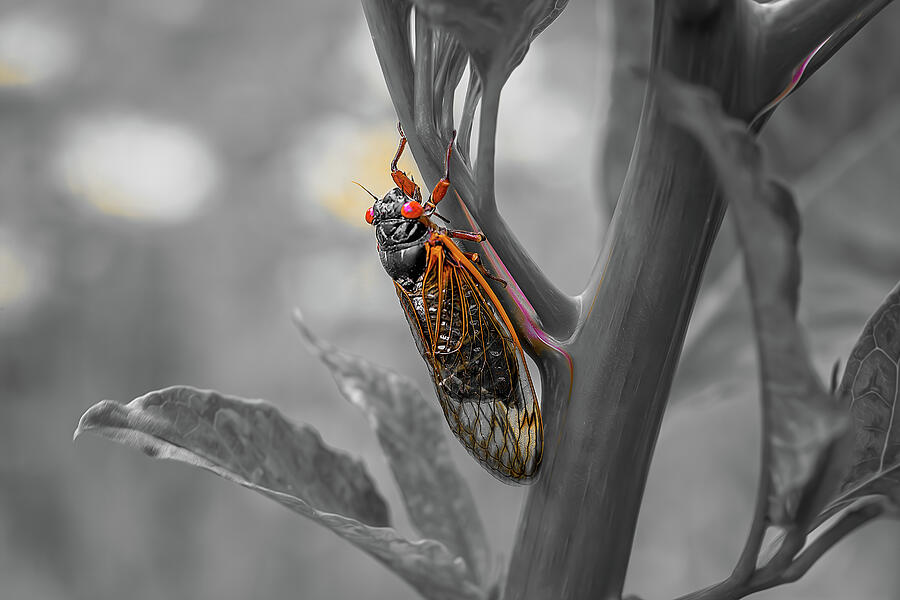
[{"left": 362, "top": 124, "right": 542, "bottom": 483}]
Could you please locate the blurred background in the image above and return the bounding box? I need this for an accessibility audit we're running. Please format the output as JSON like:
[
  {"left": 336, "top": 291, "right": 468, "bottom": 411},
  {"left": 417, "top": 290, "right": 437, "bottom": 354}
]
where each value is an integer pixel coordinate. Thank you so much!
[{"left": 1, "top": 1, "right": 898, "bottom": 599}]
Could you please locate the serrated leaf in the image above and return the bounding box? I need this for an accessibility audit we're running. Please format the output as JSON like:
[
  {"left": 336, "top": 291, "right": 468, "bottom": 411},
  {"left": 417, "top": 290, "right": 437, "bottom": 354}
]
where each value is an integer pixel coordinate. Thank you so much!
[
  {"left": 830, "top": 283, "right": 900, "bottom": 512},
  {"left": 410, "top": 0, "right": 567, "bottom": 79},
  {"left": 658, "top": 74, "right": 848, "bottom": 527},
  {"left": 294, "top": 310, "right": 491, "bottom": 585},
  {"left": 75, "top": 387, "right": 484, "bottom": 600}
]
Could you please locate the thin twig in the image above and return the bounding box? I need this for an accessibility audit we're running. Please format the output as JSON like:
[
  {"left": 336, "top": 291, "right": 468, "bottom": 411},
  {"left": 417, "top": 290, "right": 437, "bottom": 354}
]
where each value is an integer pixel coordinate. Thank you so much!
[
  {"left": 674, "top": 505, "right": 882, "bottom": 600},
  {"left": 457, "top": 66, "right": 480, "bottom": 164},
  {"left": 779, "top": 502, "right": 884, "bottom": 583},
  {"left": 473, "top": 75, "right": 502, "bottom": 215},
  {"left": 414, "top": 14, "right": 437, "bottom": 139}
]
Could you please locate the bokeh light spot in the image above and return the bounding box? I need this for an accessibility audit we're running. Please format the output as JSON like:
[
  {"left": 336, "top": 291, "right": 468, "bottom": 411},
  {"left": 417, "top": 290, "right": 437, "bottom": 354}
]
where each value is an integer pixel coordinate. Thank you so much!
[
  {"left": 0, "top": 244, "right": 30, "bottom": 307},
  {"left": 0, "top": 12, "right": 74, "bottom": 89},
  {"left": 57, "top": 113, "right": 219, "bottom": 223},
  {"left": 0, "top": 228, "right": 49, "bottom": 330},
  {"left": 499, "top": 44, "right": 583, "bottom": 165},
  {"left": 292, "top": 117, "right": 422, "bottom": 229}
]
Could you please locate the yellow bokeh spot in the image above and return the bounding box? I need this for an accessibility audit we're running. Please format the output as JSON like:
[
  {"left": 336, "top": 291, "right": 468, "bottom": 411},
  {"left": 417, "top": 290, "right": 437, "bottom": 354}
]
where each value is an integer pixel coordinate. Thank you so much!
[
  {"left": 64, "top": 172, "right": 154, "bottom": 220},
  {"left": 0, "top": 12, "right": 74, "bottom": 89},
  {"left": 311, "top": 122, "right": 423, "bottom": 228},
  {"left": 57, "top": 113, "right": 218, "bottom": 223},
  {"left": 0, "top": 60, "right": 29, "bottom": 86},
  {"left": 0, "top": 246, "right": 30, "bottom": 306}
]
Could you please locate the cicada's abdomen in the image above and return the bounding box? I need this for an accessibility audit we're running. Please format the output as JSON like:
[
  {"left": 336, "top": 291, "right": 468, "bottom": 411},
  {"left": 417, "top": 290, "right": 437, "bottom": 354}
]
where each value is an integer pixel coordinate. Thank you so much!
[{"left": 395, "top": 241, "right": 542, "bottom": 483}]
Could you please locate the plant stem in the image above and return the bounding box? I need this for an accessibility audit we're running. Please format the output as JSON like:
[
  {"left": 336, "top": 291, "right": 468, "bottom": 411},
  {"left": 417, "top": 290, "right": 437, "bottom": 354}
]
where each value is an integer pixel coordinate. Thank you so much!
[
  {"left": 779, "top": 503, "right": 883, "bottom": 582},
  {"left": 507, "top": 92, "right": 728, "bottom": 600},
  {"left": 789, "top": 0, "right": 896, "bottom": 89},
  {"left": 362, "top": 2, "right": 894, "bottom": 598},
  {"left": 757, "top": 0, "right": 894, "bottom": 77},
  {"left": 505, "top": 4, "right": 762, "bottom": 597},
  {"left": 678, "top": 503, "right": 884, "bottom": 600},
  {"left": 414, "top": 14, "right": 437, "bottom": 141},
  {"left": 474, "top": 74, "right": 501, "bottom": 215}
]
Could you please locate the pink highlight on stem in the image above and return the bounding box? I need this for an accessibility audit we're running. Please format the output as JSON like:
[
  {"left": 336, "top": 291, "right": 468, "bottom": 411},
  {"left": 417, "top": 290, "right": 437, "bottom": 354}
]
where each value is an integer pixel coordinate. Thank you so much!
[{"left": 754, "top": 33, "right": 834, "bottom": 123}]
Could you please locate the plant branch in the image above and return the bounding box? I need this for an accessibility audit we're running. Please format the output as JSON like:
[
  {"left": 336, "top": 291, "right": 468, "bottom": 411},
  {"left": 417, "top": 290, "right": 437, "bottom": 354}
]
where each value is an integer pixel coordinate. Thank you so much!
[
  {"left": 753, "top": 0, "right": 895, "bottom": 111},
  {"left": 508, "top": 0, "right": 895, "bottom": 595},
  {"left": 730, "top": 436, "right": 771, "bottom": 582},
  {"left": 473, "top": 75, "right": 501, "bottom": 216},
  {"left": 790, "top": 0, "right": 895, "bottom": 90},
  {"left": 506, "top": 4, "right": 762, "bottom": 598},
  {"left": 364, "top": 1, "right": 895, "bottom": 598},
  {"left": 414, "top": 14, "right": 438, "bottom": 140},
  {"left": 363, "top": 0, "right": 417, "bottom": 149},
  {"left": 778, "top": 502, "right": 884, "bottom": 583},
  {"left": 457, "top": 67, "right": 481, "bottom": 163},
  {"left": 679, "top": 503, "right": 884, "bottom": 600},
  {"left": 364, "top": 0, "right": 578, "bottom": 338},
  {"left": 434, "top": 35, "right": 465, "bottom": 135}
]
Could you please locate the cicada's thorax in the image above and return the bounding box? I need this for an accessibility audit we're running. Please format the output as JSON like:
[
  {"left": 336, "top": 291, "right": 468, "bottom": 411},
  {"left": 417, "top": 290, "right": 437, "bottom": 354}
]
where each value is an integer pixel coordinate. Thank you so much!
[{"left": 371, "top": 188, "right": 430, "bottom": 291}]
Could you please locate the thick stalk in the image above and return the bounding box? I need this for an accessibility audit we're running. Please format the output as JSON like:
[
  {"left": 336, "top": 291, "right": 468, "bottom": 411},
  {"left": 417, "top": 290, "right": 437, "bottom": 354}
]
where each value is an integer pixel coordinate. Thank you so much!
[
  {"left": 504, "top": 93, "right": 728, "bottom": 600},
  {"left": 505, "top": 3, "right": 753, "bottom": 598}
]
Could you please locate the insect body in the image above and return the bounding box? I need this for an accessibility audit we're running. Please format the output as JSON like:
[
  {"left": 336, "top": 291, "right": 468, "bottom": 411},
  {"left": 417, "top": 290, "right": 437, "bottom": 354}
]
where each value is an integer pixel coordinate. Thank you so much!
[{"left": 363, "top": 125, "right": 542, "bottom": 483}]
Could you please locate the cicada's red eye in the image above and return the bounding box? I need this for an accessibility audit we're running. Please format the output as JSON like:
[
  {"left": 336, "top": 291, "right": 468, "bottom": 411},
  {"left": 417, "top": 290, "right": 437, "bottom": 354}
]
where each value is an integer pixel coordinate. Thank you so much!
[
  {"left": 365, "top": 206, "right": 375, "bottom": 224},
  {"left": 401, "top": 200, "right": 423, "bottom": 219}
]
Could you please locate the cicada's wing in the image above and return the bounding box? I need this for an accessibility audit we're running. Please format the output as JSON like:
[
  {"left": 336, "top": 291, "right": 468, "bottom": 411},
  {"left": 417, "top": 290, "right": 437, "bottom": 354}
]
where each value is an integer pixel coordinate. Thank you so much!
[{"left": 394, "top": 242, "right": 542, "bottom": 483}]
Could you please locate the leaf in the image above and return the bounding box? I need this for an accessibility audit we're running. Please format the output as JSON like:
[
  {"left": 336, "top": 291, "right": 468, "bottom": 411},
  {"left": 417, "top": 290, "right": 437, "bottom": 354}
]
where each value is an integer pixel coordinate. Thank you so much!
[
  {"left": 75, "top": 387, "right": 484, "bottom": 600},
  {"left": 829, "top": 283, "right": 900, "bottom": 512},
  {"left": 293, "top": 310, "right": 492, "bottom": 585},
  {"left": 410, "top": 0, "right": 568, "bottom": 79},
  {"left": 676, "top": 102, "right": 900, "bottom": 408},
  {"left": 75, "top": 387, "right": 389, "bottom": 525},
  {"left": 658, "top": 74, "right": 848, "bottom": 526}
]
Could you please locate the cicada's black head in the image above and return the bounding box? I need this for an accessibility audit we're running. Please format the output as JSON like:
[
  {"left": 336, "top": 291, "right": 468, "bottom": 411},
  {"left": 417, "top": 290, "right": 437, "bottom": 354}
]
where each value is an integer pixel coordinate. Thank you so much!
[{"left": 365, "top": 187, "right": 430, "bottom": 289}]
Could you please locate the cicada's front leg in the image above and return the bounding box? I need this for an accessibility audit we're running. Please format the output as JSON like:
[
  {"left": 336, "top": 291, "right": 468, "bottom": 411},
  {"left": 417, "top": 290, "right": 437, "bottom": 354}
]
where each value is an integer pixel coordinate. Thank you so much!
[{"left": 391, "top": 122, "right": 421, "bottom": 201}]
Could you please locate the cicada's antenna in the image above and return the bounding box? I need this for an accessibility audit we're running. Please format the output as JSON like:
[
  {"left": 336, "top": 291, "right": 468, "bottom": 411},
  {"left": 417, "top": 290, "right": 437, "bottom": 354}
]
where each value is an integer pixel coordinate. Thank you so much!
[{"left": 352, "top": 181, "right": 379, "bottom": 201}]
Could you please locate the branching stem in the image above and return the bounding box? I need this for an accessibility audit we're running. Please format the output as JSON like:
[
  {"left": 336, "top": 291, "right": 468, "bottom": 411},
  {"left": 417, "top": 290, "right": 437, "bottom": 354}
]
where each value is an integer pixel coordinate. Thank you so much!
[
  {"left": 676, "top": 503, "right": 884, "bottom": 600},
  {"left": 361, "top": 0, "right": 895, "bottom": 598}
]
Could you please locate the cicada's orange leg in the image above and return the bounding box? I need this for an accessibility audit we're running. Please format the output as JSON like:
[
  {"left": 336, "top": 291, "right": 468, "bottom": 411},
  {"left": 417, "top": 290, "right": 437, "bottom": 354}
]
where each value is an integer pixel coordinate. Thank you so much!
[
  {"left": 391, "top": 123, "right": 421, "bottom": 201},
  {"left": 446, "top": 229, "right": 484, "bottom": 243},
  {"left": 460, "top": 250, "right": 507, "bottom": 287},
  {"left": 427, "top": 129, "right": 457, "bottom": 210},
  {"left": 441, "top": 230, "right": 506, "bottom": 285}
]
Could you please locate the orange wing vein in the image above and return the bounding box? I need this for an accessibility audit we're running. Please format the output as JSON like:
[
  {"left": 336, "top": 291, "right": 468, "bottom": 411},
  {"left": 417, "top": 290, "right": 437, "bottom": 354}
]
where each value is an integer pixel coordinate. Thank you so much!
[{"left": 394, "top": 235, "right": 542, "bottom": 482}]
